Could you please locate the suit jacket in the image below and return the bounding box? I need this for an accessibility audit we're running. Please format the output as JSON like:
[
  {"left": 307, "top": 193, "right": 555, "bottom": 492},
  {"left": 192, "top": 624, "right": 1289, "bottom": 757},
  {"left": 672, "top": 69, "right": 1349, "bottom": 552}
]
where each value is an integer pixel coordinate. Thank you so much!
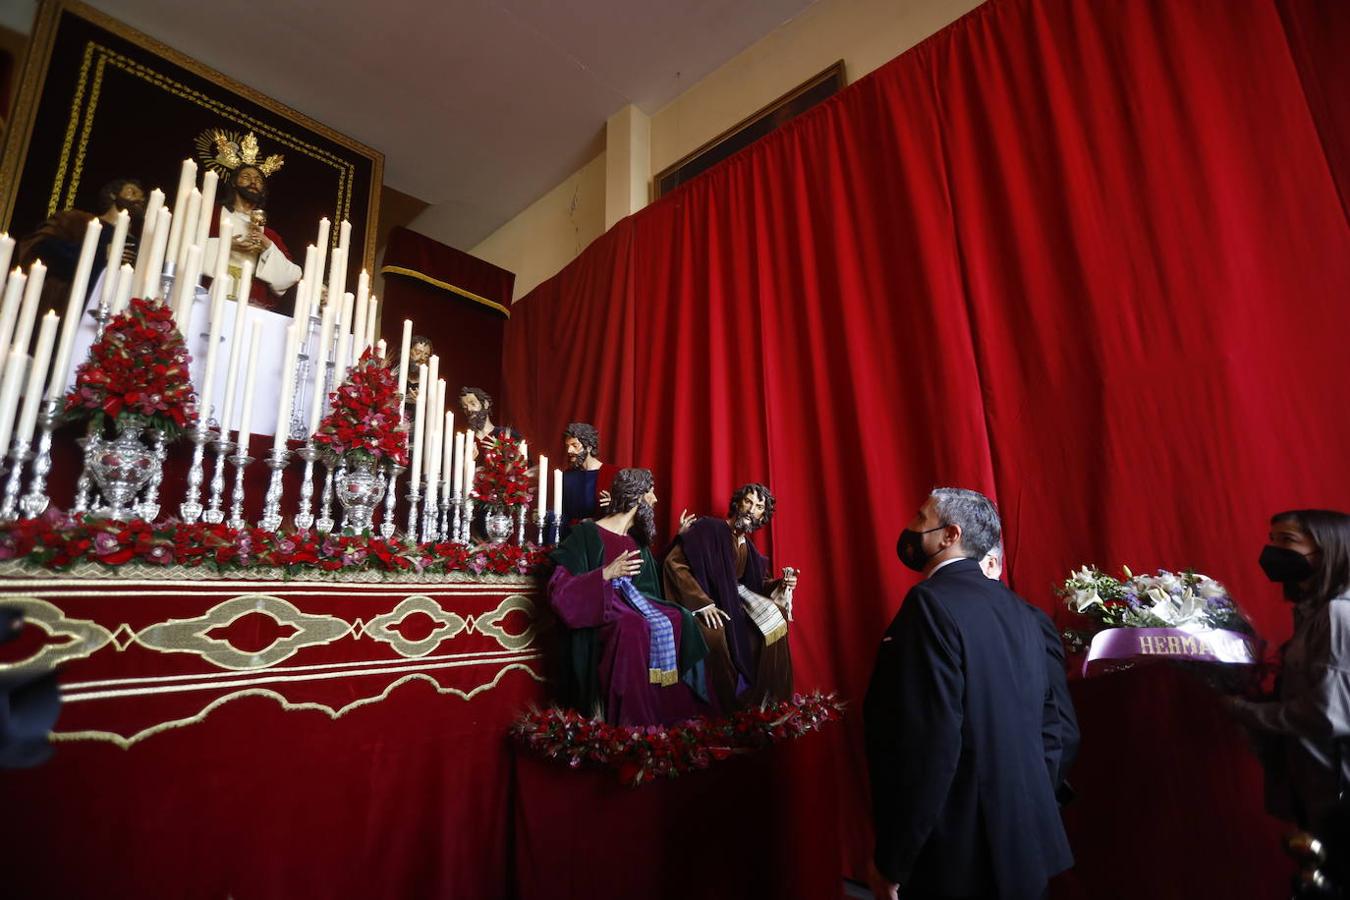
[{"left": 864, "top": 557, "right": 1077, "bottom": 899}]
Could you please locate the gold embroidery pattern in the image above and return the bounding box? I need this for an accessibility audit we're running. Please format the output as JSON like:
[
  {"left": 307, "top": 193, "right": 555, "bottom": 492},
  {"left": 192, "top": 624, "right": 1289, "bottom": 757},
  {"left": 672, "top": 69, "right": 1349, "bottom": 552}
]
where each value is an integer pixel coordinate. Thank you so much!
[
  {"left": 135, "top": 594, "right": 352, "bottom": 670},
  {"left": 363, "top": 594, "right": 467, "bottom": 658},
  {"left": 472, "top": 593, "right": 538, "bottom": 652},
  {"left": 0, "top": 597, "right": 112, "bottom": 673}
]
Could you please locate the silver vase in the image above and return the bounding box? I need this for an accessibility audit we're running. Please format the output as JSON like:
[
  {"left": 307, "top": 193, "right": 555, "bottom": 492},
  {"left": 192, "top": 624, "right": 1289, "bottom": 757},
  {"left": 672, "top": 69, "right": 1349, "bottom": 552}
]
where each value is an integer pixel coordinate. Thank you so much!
[
  {"left": 483, "top": 504, "right": 513, "bottom": 544},
  {"left": 335, "top": 457, "right": 386, "bottom": 534},
  {"left": 88, "top": 420, "right": 159, "bottom": 521}
]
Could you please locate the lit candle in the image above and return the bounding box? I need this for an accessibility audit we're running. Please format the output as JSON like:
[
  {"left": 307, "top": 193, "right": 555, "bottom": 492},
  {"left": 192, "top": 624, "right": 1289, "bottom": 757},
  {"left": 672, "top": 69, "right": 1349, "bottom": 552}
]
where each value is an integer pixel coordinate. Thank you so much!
[
  {"left": 130, "top": 188, "right": 165, "bottom": 297},
  {"left": 164, "top": 159, "right": 197, "bottom": 274},
  {"left": 141, "top": 207, "right": 172, "bottom": 300},
  {"left": 17, "top": 312, "right": 58, "bottom": 445},
  {"left": 197, "top": 279, "right": 227, "bottom": 425},
  {"left": 409, "top": 362, "right": 428, "bottom": 491},
  {"left": 0, "top": 270, "right": 27, "bottom": 374},
  {"left": 192, "top": 170, "right": 219, "bottom": 251},
  {"left": 537, "top": 454, "right": 548, "bottom": 517},
  {"left": 352, "top": 270, "right": 369, "bottom": 358},
  {"left": 11, "top": 261, "right": 46, "bottom": 360},
  {"left": 0, "top": 351, "right": 29, "bottom": 456},
  {"left": 218, "top": 260, "right": 254, "bottom": 436},
  {"left": 0, "top": 235, "right": 13, "bottom": 280},
  {"left": 173, "top": 187, "right": 201, "bottom": 275},
  {"left": 234, "top": 319, "right": 264, "bottom": 458},
  {"left": 47, "top": 219, "right": 101, "bottom": 400},
  {"left": 552, "top": 468, "right": 562, "bottom": 520},
  {"left": 92, "top": 209, "right": 129, "bottom": 314},
  {"left": 273, "top": 322, "right": 299, "bottom": 450},
  {"left": 397, "top": 319, "right": 412, "bottom": 400},
  {"left": 110, "top": 264, "right": 135, "bottom": 317},
  {"left": 365, "top": 296, "right": 378, "bottom": 351}
]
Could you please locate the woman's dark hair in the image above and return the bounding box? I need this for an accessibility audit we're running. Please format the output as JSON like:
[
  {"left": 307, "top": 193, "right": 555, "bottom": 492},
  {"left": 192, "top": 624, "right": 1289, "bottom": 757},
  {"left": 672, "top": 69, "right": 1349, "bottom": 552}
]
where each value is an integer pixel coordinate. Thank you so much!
[{"left": 1271, "top": 509, "right": 1350, "bottom": 602}]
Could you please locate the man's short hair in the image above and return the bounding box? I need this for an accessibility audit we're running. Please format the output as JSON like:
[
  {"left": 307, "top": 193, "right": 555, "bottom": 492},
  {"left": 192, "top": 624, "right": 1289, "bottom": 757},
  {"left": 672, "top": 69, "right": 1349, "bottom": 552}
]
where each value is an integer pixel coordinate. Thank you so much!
[
  {"left": 564, "top": 422, "right": 600, "bottom": 456},
  {"left": 410, "top": 334, "right": 432, "bottom": 348},
  {"left": 458, "top": 386, "right": 493, "bottom": 409},
  {"left": 728, "top": 482, "right": 776, "bottom": 525},
  {"left": 930, "top": 487, "right": 1001, "bottom": 560},
  {"left": 95, "top": 178, "right": 143, "bottom": 215}
]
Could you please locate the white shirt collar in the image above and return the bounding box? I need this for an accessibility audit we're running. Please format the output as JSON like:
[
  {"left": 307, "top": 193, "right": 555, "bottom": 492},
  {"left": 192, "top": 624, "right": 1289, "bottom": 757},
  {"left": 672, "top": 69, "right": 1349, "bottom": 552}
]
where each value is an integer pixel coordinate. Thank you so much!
[{"left": 926, "top": 556, "right": 966, "bottom": 579}]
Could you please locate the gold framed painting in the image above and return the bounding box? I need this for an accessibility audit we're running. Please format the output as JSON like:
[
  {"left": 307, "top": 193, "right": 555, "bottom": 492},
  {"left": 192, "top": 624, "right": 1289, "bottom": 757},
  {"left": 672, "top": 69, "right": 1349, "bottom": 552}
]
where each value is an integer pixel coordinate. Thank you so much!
[{"left": 0, "top": 0, "right": 383, "bottom": 274}]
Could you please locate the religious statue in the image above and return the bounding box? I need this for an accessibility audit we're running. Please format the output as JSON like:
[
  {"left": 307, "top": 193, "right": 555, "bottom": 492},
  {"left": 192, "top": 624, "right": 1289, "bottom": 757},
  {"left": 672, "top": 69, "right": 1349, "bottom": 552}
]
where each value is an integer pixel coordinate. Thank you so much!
[
  {"left": 401, "top": 334, "right": 433, "bottom": 405},
  {"left": 198, "top": 129, "right": 303, "bottom": 311},
  {"left": 559, "top": 422, "right": 615, "bottom": 539},
  {"left": 662, "top": 482, "right": 799, "bottom": 713}
]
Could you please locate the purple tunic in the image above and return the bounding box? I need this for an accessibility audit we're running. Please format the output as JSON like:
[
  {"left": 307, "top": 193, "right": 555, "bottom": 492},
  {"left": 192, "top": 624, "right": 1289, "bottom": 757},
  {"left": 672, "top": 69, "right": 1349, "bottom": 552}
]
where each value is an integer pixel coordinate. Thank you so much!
[{"left": 546, "top": 528, "right": 701, "bottom": 726}]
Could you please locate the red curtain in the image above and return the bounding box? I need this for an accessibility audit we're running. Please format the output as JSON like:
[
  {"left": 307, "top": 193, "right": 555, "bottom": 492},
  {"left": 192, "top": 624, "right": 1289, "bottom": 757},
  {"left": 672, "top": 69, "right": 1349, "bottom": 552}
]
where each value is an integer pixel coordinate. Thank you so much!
[{"left": 503, "top": 0, "right": 1350, "bottom": 895}]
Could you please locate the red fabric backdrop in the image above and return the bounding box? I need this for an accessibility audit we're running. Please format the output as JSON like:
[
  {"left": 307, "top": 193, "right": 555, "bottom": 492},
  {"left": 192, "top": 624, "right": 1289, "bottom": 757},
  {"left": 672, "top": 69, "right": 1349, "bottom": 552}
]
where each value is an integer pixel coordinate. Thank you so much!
[{"left": 502, "top": 0, "right": 1350, "bottom": 895}]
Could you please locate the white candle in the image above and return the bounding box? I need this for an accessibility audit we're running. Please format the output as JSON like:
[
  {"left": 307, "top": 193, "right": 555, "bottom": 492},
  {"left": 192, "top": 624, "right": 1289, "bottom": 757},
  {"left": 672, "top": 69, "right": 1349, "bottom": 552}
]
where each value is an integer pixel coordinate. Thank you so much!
[
  {"left": 11, "top": 261, "right": 45, "bottom": 359},
  {"left": 130, "top": 188, "right": 165, "bottom": 297},
  {"left": 376, "top": 338, "right": 387, "bottom": 361},
  {"left": 141, "top": 207, "right": 171, "bottom": 300},
  {"left": 174, "top": 187, "right": 201, "bottom": 274},
  {"left": 192, "top": 170, "right": 219, "bottom": 251},
  {"left": 327, "top": 248, "right": 347, "bottom": 317},
  {"left": 234, "top": 319, "right": 264, "bottom": 457},
  {"left": 424, "top": 355, "right": 440, "bottom": 476},
  {"left": 397, "top": 319, "right": 412, "bottom": 400},
  {"left": 300, "top": 244, "right": 318, "bottom": 296},
  {"left": 337, "top": 219, "right": 351, "bottom": 262},
  {"left": 333, "top": 292, "right": 353, "bottom": 382},
  {"left": 537, "top": 454, "right": 548, "bottom": 517},
  {"left": 432, "top": 378, "right": 446, "bottom": 481},
  {"left": 218, "top": 260, "right": 254, "bottom": 435},
  {"left": 164, "top": 159, "right": 196, "bottom": 272},
  {"left": 465, "top": 438, "right": 477, "bottom": 500},
  {"left": 309, "top": 295, "right": 336, "bottom": 433},
  {"left": 409, "top": 362, "right": 428, "bottom": 489},
  {"left": 451, "top": 430, "right": 464, "bottom": 494},
  {"left": 425, "top": 380, "right": 443, "bottom": 499},
  {"left": 198, "top": 280, "right": 227, "bottom": 424},
  {"left": 440, "top": 409, "right": 455, "bottom": 499},
  {"left": 273, "top": 322, "right": 299, "bottom": 449},
  {"left": 0, "top": 270, "right": 27, "bottom": 374},
  {"left": 209, "top": 211, "right": 234, "bottom": 299},
  {"left": 352, "top": 270, "right": 369, "bottom": 358},
  {"left": 0, "top": 235, "right": 12, "bottom": 281},
  {"left": 110, "top": 264, "right": 135, "bottom": 317},
  {"left": 552, "top": 468, "right": 562, "bottom": 520},
  {"left": 519, "top": 440, "right": 528, "bottom": 461},
  {"left": 46, "top": 219, "right": 101, "bottom": 400},
  {"left": 92, "top": 209, "right": 129, "bottom": 314},
  {"left": 365, "top": 296, "right": 378, "bottom": 351},
  {"left": 171, "top": 244, "right": 202, "bottom": 334},
  {"left": 18, "top": 312, "right": 58, "bottom": 444},
  {"left": 314, "top": 217, "right": 330, "bottom": 300},
  {"left": 0, "top": 351, "right": 29, "bottom": 456}
]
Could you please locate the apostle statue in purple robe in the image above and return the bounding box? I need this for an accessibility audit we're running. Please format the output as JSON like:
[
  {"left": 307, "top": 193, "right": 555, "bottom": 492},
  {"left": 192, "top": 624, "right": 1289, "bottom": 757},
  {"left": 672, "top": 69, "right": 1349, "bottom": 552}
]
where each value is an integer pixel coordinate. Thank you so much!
[
  {"left": 546, "top": 467, "right": 709, "bottom": 725},
  {"left": 663, "top": 483, "right": 799, "bottom": 713}
]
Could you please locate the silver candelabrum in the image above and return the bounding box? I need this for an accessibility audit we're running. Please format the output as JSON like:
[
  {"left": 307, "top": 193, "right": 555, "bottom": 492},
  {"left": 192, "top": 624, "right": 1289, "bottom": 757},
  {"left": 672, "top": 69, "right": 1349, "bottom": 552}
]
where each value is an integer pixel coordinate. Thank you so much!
[
  {"left": 315, "top": 456, "right": 336, "bottom": 535},
  {"left": 405, "top": 481, "right": 421, "bottom": 542},
  {"left": 258, "top": 446, "right": 291, "bottom": 532},
  {"left": 226, "top": 448, "right": 254, "bottom": 530},
  {"left": 381, "top": 463, "right": 404, "bottom": 540},
  {"left": 19, "top": 399, "right": 61, "bottom": 520},
  {"left": 179, "top": 422, "right": 211, "bottom": 524},
  {"left": 202, "top": 433, "right": 234, "bottom": 525},
  {"left": 0, "top": 440, "right": 32, "bottom": 523},
  {"left": 293, "top": 442, "right": 320, "bottom": 531},
  {"left": 134, "top": 428, "right": 169, "bottom": 522}
]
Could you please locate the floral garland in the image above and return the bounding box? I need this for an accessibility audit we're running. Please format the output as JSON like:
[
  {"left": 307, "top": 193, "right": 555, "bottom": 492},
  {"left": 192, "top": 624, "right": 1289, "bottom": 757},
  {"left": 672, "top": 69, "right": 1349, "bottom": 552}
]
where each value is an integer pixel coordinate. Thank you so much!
[
  {"left": 314, "top": 347, "right": 409, "bottom": 466},
  {"left": 511, "top": 692, "right": 845, "bottom": 786},
  {"left": 0, "top": 508, "right": 548, "bottom": 577},
  {"left": 471, "top": 436, "right": 533, "bottom": 508},
  {"left": 1059, "top": 565, "right": 1254, "bottom": 637},
  {"left": 64, "top": 296, "right": 198, "bottom": 437}
]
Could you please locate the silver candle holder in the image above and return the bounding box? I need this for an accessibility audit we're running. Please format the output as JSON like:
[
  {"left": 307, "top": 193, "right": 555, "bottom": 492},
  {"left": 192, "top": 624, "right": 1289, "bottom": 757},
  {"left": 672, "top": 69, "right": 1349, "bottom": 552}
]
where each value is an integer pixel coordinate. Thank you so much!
[
  {"left": 459, "top": 497, "right": 475, "bottom": 544},
  {"left": 293, "top": 442, "right": 320, "bottom": 531},
  {"left": 158, "top": 262, "right": 176, "bottom": 308},
  {"left": 72, "top": 425, "right": 97, "bottom": 516},
  {"left": 534, "top": 508, "right": 546, "bottom": 546},
  {"left": 179, "top": 423, "right": 212, "bottom": 524},
  {"left": 450, "top": 491, "right": 463, "bottom": 544},
  {"left": 226, "top": 449, "right": 254, "bottom": 531},
  {"left": 202, "top": 434, "right": 234, "bottom": 525},
  {"left": 420, "top": 478, "right": 440, "bottom": 545},
  {"left": 405, "top": 482, "right": 422, "bottom": 543},
  {"left": 437, "top": 487, "right": 450, "bottom": 542},
  {"left": 315, "top": 457, "right": 336, "bottom": 535},
  {"left": 133, "top": 428, "right": 169, "bottom": 523},
  {"left": 258, "top": 446, "right": 291, "bottom": 532},
  {"left": 20, "top": 400, "right": 60, "bottom": 520},
  {"left": 515, "top": 505, "right": 526, "bottom": 545},
  {"left": 0, "top": 441, "right": 32, "bottom": 523},
  {"left": 381, "top": 462, "right": 404, "bottom": 540}
]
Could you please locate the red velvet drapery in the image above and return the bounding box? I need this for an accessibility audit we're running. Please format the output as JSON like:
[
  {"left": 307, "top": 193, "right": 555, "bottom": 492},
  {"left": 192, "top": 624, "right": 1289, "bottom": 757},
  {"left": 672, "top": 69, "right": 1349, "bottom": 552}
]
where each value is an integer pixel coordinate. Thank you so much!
[{"left": 503, "top": 0, "right": 1350, "bottom": 895}]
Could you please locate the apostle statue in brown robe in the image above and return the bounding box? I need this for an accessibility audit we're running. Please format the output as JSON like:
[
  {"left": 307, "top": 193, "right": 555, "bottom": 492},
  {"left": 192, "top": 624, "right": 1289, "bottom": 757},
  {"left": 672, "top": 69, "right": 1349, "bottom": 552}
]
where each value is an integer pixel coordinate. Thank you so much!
[{"left": 663, "top": 482, "right": 799, "bottom": 713}]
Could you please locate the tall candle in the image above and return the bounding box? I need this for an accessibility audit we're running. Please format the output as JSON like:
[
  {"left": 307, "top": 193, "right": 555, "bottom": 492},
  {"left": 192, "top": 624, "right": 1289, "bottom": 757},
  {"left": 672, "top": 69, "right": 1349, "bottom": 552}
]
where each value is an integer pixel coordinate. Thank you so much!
[
  {"left": 440, "top": 409, "right": 455, "bottom": 500},
  {"left": 0, "top": 270, "right": 27, "bottom": 374},
  {"left": 171, "top": 244, "right": 202, "bottom": 335},
  {"left": 552, "top": 468, "right": 562, "bottom": 520},
  {"left": 337, "top": 219, "right": 351, "bottom": 262},
  {"left": 273, "top": 322, "right": 299, "bottom": 449},
  {"left": 164, "top": 159, "right": 197, "bottom": 272},
  {"left": 47, "top": 219, "right": 101, "bottom": 399},
  {"left": 537, "top": 455, "right": 548, "bottom": 518},
  {"left": 327, "top": 248, "right": 347, "bottom": 317},
  {"left": 397, "top": 320, "right": 412, "bottom": 399},
  {"left": 11, "top": 261, "right": 45, "bottom": 359},
  {"left": 92, "top": 209, "right": 129, "bottom": 314},
  {"left": 130, "top": 188, "right": 165, "bottom": 296},
  {"left": 218, "top": 260, "right": 254, "bottom": 435},
  {"left": 352, "top": 270, "right": 369, "bottom": 358},
  {"left": 333, "top": 293, "right": 353, "bottom": 381},
  {"left": 314, "top": 217, "right": 330, "bottom": 299},
  {"left": 110, "top": 264, "right": 135, "bottom": 317},
  {"left": 432, "top": 379, "right": 446, "bottom": 483},
  {"left": 174, "top": 187, "right": 201, "bottom": 274},
  {"left": 409, "top": 362, "right": 428, "bottom": 491},
  {"left": 365, "top": 296, "right": 378, "bottom": 350},
  {"left": 423, "top": 355, "right": 440, "bottom": 475},
  {"left": 234, "top": 319, "right": 263, "bottom": 457},
  {"left": 141, "top": 207, "right": 171, "bottom": 300},
  {"left": 300, "top": 244, "right": 318, "bottom": 296},
  {"left": 452, "top": 430, "right": 464, "bottom": 494},
  {"left": 464, "top": 438, "right": 477, "bottom": 500},
  {"left": 192, "top": 170, "right": 219, "bottom": 250},
  {"left": 519, "top": 440, "right": 528, "bottom": 461},
  {"left": 209, "top": 211, "right": 234, "bottom": 300},
  {"left": 0, "top": 235, "right": 12, "bottom": 281},
  {"left": 376, "top": 338, "right": 387, "bottom": 360},
  {"left": 19, "top": 312, "right": 58, "bottom": 444},
  {"left": 425, "top": 380, "right": 443, "bottom": 500},
  {"left": 0, "top": 351, "right": 29, "bottom": 456},
  {"left": 197, "top": 280, "right": 227, "bottom": 423}
]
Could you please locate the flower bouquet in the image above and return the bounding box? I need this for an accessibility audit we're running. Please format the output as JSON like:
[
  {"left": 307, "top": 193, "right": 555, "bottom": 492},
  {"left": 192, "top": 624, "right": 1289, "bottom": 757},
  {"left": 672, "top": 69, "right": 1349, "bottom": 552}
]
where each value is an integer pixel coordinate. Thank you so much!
[
  {"left": 1059, "top": 565, "right": 1260, "bottom": 678},
  {"left": 470, "top": 437, "right": 533, "bottom": 542},
  {"left": 63, "top": 297, "right": 199, "bottom": 520}
]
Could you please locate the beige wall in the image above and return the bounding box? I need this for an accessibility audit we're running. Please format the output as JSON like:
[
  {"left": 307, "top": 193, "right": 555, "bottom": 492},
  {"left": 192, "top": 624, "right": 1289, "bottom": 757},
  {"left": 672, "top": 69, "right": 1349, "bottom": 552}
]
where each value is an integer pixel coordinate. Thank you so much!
[{"left": 464, "top": 0, "right": 983, "bottom": 302}]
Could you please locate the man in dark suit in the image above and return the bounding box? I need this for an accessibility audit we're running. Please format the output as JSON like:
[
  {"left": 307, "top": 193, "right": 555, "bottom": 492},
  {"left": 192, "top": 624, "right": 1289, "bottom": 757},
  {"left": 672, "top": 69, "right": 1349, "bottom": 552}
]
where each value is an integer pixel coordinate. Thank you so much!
[{"left": 864, "top": 487, "right": 1078, "bottom": 900}]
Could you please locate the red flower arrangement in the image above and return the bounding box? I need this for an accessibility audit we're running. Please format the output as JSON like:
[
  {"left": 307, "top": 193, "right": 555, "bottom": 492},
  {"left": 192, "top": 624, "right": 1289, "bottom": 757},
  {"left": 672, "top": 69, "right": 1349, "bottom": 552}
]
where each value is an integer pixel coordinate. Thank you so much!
[
  {"left": 64, "top": 296, "right": 198, "bottom": 436},
  {"left": 314, "top": 347, "right": 409, "bottom": 467},
  {"left": 0, "top": 510, "right": 550, "bottom": 577},
  {"left": 471, "top": 436, "right": 533, "bottom": 508},
  {"left": 510, "top": 693, "right": 845, "bottom": 786}
]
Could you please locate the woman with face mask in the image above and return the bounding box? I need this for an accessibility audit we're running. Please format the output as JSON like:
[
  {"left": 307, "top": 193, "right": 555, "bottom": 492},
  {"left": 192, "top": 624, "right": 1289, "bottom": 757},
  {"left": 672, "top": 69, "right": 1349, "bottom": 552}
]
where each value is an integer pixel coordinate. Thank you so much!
[{"left": 1228, "top": 509, "right": 1350, "bottom": 832}]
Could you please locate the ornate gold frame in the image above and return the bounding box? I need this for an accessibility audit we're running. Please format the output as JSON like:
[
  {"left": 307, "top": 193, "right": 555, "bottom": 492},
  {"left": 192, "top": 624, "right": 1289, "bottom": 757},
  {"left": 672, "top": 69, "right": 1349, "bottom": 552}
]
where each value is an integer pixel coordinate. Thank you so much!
[{"left": 0, "top": 0, "right": 384, "bottom": 270}]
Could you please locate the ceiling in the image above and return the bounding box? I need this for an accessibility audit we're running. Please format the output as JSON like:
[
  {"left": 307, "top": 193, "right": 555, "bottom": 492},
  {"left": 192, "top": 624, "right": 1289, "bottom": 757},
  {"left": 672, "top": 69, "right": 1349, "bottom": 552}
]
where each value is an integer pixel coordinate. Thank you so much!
[{"left": 36, "top": 0, "right": 820, "bottom": 248}]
